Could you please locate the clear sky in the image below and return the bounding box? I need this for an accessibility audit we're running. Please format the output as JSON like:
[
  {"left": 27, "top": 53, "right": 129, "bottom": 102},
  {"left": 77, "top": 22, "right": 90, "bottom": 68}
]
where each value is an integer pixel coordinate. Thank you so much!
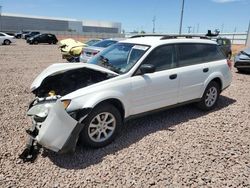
[{"left": 1, "top": 0, "right": 250, "bottom": 33}]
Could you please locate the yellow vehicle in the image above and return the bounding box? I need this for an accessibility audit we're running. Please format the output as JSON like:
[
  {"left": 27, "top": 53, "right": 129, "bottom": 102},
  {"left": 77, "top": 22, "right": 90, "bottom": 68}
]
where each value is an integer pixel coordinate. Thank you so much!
[{"left": 59, "top": 38, "right": 87, "bottom": 62}]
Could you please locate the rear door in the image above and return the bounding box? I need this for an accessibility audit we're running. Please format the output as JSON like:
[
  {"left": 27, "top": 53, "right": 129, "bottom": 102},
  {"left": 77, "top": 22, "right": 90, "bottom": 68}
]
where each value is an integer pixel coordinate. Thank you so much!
[
  {"left": 129, "top": 44, "right": 180, "bottom": 115},
  {"left": 176, "top": 43, "right": 224, "bottom": 102}
]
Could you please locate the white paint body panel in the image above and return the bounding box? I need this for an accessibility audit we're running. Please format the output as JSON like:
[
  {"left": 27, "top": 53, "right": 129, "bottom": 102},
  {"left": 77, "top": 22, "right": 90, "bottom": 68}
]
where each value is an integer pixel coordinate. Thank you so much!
[{"left": 34, "top": 100, "right": 77, "bottom": 152}]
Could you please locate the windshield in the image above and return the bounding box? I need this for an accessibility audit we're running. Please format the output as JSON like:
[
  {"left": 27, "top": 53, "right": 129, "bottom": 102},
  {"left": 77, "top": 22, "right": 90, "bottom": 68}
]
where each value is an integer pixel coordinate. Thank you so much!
[
  {"left": 88, "top": 43, "right": 149, "bottom": 74},
  {"left": 92, "top": 40, "right": 118, "bottom": 48}
]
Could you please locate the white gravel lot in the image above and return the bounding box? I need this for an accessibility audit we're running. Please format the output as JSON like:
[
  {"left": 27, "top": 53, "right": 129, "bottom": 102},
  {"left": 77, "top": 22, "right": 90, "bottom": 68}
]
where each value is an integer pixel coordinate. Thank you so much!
[{"left": 0, "top": 40, "right": 249, "bottom": 187}]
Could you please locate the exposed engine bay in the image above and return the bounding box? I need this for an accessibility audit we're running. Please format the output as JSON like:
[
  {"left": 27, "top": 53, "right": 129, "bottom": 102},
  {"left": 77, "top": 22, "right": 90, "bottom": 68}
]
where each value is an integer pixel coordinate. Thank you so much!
[{"left": 33, "top": 68, "right": 111, "bottom": 97}]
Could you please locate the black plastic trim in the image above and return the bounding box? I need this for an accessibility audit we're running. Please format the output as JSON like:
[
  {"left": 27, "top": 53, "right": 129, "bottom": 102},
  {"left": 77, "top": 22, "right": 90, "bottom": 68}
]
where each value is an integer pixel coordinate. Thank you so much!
[{"left": 124, "top": 98, "right": 201, "bottom": 122}]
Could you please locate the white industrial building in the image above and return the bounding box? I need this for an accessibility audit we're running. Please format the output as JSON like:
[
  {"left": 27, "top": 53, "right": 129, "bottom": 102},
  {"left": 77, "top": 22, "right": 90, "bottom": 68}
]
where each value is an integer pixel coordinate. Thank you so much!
[{"left": 0, "top": 13, "right": 122, "bottom": 34}]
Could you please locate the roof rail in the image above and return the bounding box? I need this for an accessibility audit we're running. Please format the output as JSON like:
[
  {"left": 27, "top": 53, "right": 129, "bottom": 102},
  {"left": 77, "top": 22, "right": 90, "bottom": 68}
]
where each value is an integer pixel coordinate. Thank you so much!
[
  {"left": 160, "top": 35, "right": 210, "bottom": 40},
  {"left": 130, "top": 34, "right": 210, "bottom": 40},
  {"left": 130, "top": 34, "right": 166, "bottom": 38}
]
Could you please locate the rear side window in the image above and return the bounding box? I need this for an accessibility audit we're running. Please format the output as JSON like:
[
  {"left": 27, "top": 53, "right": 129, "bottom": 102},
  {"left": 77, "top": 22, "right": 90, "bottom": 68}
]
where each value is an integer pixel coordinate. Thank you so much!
[{"left": 177, "top": 43, "right": 225, "bottom": 67}]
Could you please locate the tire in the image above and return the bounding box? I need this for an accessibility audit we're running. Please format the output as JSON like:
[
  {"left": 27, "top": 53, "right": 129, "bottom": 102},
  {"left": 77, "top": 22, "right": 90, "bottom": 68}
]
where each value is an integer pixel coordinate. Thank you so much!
[
  {"left": 197, "top": 81, "right": 220, "bottom": 111},
  {"left": 53, "top": 41, "right": 57, "bottom": 44},
  {"left": 79, "top": 103, "right": 122, "bottom": 148},
  {"left": 33, "top": 40, "right": 38, "bottom": 45},
  {"left": 237, "top": 68, "right": 246, "bottom": 73},
  {"left": 3, "top": 40, "right": 11, "bottom": 45}
]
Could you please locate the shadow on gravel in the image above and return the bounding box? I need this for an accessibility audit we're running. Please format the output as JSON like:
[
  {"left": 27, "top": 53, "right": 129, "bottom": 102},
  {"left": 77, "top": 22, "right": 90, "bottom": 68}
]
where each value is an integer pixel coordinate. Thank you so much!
[{"left": 46, "top": 95, "right": 236, "bottom": 169}]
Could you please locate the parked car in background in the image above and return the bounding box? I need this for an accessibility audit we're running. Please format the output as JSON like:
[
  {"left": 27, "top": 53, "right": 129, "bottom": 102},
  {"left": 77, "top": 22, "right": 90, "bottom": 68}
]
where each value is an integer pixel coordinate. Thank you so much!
[
  {"left": 80, "top": 38, "right": 122, "bottom": 63},
  {"left": 85, "top": 39, "right": 102, "bottom": 46},
  {"left": 15, "top": 31, "right": 29, "bottom": 39},
  {"left": 0, "top": 32, "right": 15, "bottom": 45},
  {"left": 234, "top": 48, "right": 250, "bottom": 73},
  {"left": 25, "top": 31, "right": 40, "bottom": 40},
  {"left": 216, "top": 38, "right": 232, "bottom": 59},
  {"left": 27, "top": 33, "right": 58, "bottom": 45},
  {"left": 20, "top": 35, "right": 232, "bottom": 160},
  {"left": 22, "top": 31, "right": 32, "bottom": 39}
]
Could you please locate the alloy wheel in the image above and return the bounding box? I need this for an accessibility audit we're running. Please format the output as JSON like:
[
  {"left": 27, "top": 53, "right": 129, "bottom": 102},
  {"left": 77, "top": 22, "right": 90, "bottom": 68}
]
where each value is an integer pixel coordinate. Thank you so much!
[
  {"left": 205, "top": 86, "right": 218, "bottom": 107},
  {"left": 88, "top": 112, "right": 116, "bottom": 143}
]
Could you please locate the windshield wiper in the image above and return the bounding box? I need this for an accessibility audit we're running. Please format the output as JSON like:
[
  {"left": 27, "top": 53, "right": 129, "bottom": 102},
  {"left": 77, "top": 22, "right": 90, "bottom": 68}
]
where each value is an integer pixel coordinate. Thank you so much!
[{"left": 99, "top": 55, "right": 121, "bottom": 74}]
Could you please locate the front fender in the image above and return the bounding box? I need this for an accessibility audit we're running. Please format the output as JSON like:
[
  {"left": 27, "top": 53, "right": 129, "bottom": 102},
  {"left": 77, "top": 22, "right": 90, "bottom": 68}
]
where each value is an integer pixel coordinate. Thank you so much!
[{"left": 68, "top": 90, "right": 129, "bottom": 117}]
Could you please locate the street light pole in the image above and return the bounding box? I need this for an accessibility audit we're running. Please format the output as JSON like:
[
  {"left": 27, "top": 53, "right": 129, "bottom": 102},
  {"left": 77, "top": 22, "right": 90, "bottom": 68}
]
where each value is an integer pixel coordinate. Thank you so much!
[{"left": 179, "top": 0, "right": 185, "bottom": 34}]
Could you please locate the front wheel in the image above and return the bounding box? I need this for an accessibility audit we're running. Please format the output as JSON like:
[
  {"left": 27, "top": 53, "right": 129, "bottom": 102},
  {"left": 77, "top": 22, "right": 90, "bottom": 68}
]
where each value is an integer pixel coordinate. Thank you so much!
[
  {"left": 3, "top": 40, "right": 11, "bottom": 45},
  {"left": 79, "top": 103, "right": 122, "bottom": 148},
  {"left": 197, "top": 81, "right": 220, "bottom": 111}
]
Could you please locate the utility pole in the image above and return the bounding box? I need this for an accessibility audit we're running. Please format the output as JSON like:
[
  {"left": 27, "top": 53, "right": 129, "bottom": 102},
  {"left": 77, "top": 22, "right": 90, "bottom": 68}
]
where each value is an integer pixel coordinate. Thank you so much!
[
  {"left": 152, "top": 16, "right": 156, "bottom": 33},
  {"left": 197, "top": 23, "right": 200, "bottom": 33},
  {"left": 0, "top": 5, "right": 2, "bottom": 31},
  {"left": 221, "top": 23, "right": 224, "bottom": 34},
  {"left": 232, "top": 27, "right": 237, "bottom": 45},
  {"left": 246, "top": 20, "right": 250, "bottom": 47},
  {"left": 179, "top": 0, "right": 185, "bottom": 34}
]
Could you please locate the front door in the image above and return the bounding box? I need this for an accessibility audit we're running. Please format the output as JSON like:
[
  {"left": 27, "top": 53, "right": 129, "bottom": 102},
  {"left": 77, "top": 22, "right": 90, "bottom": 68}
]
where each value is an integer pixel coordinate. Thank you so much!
[{"left": 129, "top": 45, "right": 179, "bottom": 115}]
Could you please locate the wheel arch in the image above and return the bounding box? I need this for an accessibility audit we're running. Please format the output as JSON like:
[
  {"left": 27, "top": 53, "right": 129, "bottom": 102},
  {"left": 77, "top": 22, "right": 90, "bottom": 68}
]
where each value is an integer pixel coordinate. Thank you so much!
[
  {"left": 210, "top": 77, "right": 222, "bottom": 91},
  {"left": 92, "top": 98, "right": 125, "bottom": 121},
  {"left": 3, "top": 39, "right": 11, "bottom": 44},
  {"left": 201, "top": 73, "right": 223, "bottom": 98}
]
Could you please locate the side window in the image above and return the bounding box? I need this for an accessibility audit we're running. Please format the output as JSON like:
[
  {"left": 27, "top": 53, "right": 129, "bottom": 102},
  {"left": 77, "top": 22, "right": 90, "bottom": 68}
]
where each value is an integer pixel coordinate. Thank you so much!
[
  {"left": 0, "top": 33, "right": 4, "bottom": 36},
  {"left": 142, "top": 45, "right": 176, "bottom": 72},
  {"left": 177, "top": 43, "right": 225, "bottom": 67}
]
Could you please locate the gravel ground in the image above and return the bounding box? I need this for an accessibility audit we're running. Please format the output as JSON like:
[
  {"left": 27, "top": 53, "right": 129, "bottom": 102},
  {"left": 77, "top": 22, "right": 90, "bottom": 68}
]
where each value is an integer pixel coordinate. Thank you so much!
[{"left": 0, "top": 40, "right": 249, "bottom": 188}]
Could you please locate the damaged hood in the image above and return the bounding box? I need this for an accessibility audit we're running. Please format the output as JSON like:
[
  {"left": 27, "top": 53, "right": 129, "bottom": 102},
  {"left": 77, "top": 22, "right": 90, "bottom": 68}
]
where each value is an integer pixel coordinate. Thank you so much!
[{"left": 31, "top": 63, "right": 119, "bottom": 91}]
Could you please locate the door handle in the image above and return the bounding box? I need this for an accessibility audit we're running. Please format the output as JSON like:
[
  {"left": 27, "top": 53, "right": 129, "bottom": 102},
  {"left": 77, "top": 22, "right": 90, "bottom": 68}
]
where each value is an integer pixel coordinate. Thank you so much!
[
  {"left": 203, "top": 68, "right": 209, "bottom": 73},
  {"left": 169, "top": 74, "right": 177, "bottom": 80}
]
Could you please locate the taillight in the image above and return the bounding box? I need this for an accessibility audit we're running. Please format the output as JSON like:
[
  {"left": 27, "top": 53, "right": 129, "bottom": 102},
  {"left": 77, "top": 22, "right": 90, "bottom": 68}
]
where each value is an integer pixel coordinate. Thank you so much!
[
  {"left": 227, "top": 59, "right": 232, "bottom": 70},
  {"left": 92, "top": 51, "right": 99, "bottom": 56}
]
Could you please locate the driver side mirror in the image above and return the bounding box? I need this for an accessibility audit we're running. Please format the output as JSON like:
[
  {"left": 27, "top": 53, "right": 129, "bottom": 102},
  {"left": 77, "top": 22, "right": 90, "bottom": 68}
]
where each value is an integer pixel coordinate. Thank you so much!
[{"left": 139, "top": 64, "right": 155, "bottom": 75}]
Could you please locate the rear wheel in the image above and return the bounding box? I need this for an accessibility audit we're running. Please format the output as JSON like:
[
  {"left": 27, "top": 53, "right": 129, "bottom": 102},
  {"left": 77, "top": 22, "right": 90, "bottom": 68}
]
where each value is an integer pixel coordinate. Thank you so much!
[
  {"left": 79, "top": 103, "right": 122, "bottom": 148},
  {"left": 197, "top": 81, "right": 220, "bottom": 111},
  {"left": 3, "top": 40, "right": 11, "bottom": 45}
]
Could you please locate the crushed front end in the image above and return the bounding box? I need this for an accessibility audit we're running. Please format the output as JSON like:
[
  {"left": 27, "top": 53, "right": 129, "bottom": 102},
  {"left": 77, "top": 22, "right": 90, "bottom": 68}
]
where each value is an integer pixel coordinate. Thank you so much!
[{"left": 19, "top": 95, "right": 80, "bottom": 162}]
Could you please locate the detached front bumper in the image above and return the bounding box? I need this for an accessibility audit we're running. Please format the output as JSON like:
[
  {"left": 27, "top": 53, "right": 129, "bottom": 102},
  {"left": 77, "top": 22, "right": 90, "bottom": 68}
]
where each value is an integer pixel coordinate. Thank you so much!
[{"left": 27, "top": 99, "right": 78, "bottom": 153}]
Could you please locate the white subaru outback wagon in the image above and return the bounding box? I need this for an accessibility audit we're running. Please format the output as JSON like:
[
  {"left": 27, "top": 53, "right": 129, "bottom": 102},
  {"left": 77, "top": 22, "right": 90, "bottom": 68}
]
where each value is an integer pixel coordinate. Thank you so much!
[{"left": 20, "top": 35, "right": 232, "bottom": 160}]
